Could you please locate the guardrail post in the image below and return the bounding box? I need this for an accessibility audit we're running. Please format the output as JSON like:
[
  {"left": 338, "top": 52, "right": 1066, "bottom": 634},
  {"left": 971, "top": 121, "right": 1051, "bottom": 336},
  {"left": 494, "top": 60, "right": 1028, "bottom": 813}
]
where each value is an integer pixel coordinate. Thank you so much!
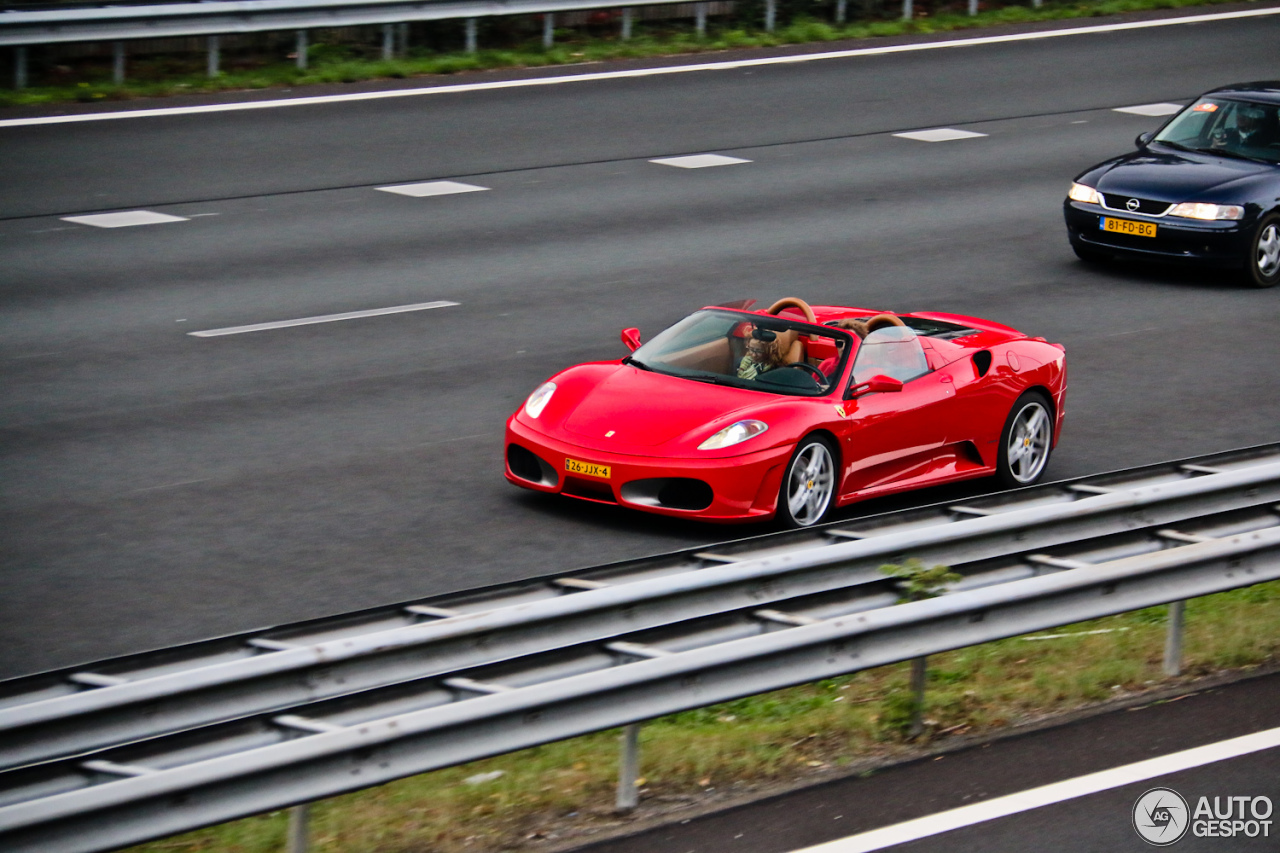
[
  {"left": 382, "top": 24, "right": 394, "bottom": 59},
  {"left": 295, "top": 31, "right": 308, "bottom": 69},
  {"left": 615, "top": 723, "right": 642, "bottom": 812},
  {"left": 696, "top": 3, "right": 707, "bottom": 36},
  {"left": 286, "top": 803, "right": 309, "bottom": 853},
  {"left": 543, "top": 13, "right": 555, "bottom": 48},
  {"left": 764, "top": 0, "right": 776, "bottom": 31},
  {"left": 909, "top": 656, "right": 927, "bottom": 737},
  {"left": 621, "top": 8, "right": 632, "bottom": 39},
  {"left": 465, "top": 18, "right": 478, "bottom": 52},
  {"left": 13, "top": 47, "right": 27, "bottom": 90},
  {"left": 206, "top": 36, "right": 220, "bottom": 77},
  {"left": 112, "top": 41, "right": 126, "bottom": 84},
  {"left": 968, "top": 0, "right": 978, "bottom": 14},
  {"left": 1163, "top": 600, "right": 1186, "bottom": 676},
  {"left": 902, "top": 0, "right": 913, "bottom": 20},
  {"left": 836, "top": 0, "right": 847, "bottom": 24}
]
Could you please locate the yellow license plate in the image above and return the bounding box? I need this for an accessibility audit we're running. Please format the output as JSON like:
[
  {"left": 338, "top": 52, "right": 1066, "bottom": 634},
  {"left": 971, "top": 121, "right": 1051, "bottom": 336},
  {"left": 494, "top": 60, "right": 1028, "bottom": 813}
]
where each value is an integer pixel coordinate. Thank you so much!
[
  {"left": 1101, "top": 217, "right": 1156, "bottom": 238},
  {"left": 565, "top": 458, "right": 611, "bottom": 479}
]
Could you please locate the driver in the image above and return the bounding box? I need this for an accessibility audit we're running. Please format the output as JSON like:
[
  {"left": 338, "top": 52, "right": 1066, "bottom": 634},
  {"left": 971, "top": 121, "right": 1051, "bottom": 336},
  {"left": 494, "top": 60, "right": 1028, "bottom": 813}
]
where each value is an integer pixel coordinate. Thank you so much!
[
  {"left": 737, "top": 326, "right": 786, "bottom": 380},
  {"left": 1214, "top": 104, "right": 1272, "bottom": 150}
]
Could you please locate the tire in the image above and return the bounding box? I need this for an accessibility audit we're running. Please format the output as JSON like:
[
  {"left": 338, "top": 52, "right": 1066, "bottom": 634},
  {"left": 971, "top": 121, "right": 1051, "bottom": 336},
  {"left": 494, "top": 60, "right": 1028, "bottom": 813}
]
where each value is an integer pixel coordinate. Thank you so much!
[
  {"left": 996, "top": 392, "right": 1054, "bottom": 488},
  {"left": 1242, "top": 213, "right": 1280, "bottom": 288},
  {"left": 777, "top": 435, "right": 837, "bottom": 528}
]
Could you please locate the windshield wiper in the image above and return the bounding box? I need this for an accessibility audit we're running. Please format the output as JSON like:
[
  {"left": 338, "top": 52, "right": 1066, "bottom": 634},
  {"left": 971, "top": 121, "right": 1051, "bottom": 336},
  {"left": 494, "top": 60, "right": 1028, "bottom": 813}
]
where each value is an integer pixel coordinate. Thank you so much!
[
  {"left": 622, "top": 356, "right": 652, "bottom": 371},
  {"left": 682, "top": 373, "right": 730, "bottom": 386}
]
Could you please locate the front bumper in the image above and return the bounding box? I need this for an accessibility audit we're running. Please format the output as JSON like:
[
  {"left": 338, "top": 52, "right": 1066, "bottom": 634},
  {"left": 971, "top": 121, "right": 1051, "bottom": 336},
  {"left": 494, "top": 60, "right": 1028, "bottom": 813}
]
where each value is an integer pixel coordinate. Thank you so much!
[
  {"left": 504, "top": 416, "right": 794, "bottom": 523},
  {"left": 1063, "top": 200, "right": 1251, "bottom": 268}
]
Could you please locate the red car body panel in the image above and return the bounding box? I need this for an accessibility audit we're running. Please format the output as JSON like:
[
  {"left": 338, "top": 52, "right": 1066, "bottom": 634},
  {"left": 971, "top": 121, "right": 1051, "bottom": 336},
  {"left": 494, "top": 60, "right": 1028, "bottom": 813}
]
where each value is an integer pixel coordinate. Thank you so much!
[{"left": 505, "top": 304, "right": 1067, "bottom": 524}]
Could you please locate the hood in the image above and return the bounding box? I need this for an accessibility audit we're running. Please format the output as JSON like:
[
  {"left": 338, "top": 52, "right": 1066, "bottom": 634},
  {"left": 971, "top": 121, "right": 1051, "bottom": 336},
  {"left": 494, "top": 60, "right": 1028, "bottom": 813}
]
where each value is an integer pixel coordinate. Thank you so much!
[
  {"left": 1091, "top": 149, "right": 1274, "bottom": 203},
  {"left": 562, "top": 366, "right": 759, "bottom": 447}
]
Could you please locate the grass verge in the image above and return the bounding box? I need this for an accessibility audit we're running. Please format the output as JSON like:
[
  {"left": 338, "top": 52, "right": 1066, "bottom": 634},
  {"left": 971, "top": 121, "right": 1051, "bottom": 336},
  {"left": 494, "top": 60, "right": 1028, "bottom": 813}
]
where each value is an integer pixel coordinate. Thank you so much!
[
  {"left": 0, "top": 0, "right": 1256, "bottom": 108},
  {"left": 129, "top": 579, "right": 1280, "bottom": 852}
]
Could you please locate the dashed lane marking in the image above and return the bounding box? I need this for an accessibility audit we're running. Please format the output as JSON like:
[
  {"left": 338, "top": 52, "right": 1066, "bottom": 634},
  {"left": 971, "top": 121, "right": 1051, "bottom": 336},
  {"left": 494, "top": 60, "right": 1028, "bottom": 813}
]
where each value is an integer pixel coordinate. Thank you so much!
[
  {"left": 376, "top": 181, "right": 490, "bottom": 197},
  {"left": 61, "top": 211, "right": 189, "bottom": 228},
  {"left": 650, "top": 154, "right": 752, "bottom": 169},
  {"left": 2, "top": 8, "right": 1275, "bottom": 129},
  {"left": 893, "top": 128, "right": 988, "bottom": 142},
  {"left": 189, "top": 301, "right": 459, "bottom": 337},
  {"left": 1114, "top": 103, "right": 1184, "bottom": 117},
  {"left": 788, "top": 725, "right": 1280, "bottom": 853}
]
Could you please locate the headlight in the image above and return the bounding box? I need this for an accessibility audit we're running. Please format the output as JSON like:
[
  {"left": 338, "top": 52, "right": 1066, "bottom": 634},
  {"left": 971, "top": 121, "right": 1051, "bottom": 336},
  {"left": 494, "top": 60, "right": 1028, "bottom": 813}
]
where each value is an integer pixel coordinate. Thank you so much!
[
  {"left": 523, "top": 382, "right": 556, "bottom": 418},
  {"left": 1169, "top": 202, "right": 1244, "bottom": 221},
  {"left": 698, "top": 419, "right": 768, "bottom": 450},
  {"left": 1068, "top": 183, "right": 1101, "bottom": 204}
]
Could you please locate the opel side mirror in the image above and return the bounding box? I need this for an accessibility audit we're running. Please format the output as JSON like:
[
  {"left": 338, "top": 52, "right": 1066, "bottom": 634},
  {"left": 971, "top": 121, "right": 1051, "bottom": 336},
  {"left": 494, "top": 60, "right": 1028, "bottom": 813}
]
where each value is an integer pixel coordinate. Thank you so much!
[
  {"left": 1135, "top": 131, "right": 1154, "bottom": 149},
  {"left": 620, "top": 327, "right": 642, "bottom": 352}
]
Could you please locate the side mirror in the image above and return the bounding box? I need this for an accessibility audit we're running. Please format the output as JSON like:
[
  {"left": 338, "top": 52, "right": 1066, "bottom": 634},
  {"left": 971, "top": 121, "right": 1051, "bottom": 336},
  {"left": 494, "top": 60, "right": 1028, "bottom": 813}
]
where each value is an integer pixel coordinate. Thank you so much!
[
  {"left": 846, "top": 374, "right": 904, "bottom": 399},
  {"left": 1135, "top": 131, "right": 1154, "bottom": 149},
  {"left": 620, "top": 327, "right": 642, "bottom": 352}
]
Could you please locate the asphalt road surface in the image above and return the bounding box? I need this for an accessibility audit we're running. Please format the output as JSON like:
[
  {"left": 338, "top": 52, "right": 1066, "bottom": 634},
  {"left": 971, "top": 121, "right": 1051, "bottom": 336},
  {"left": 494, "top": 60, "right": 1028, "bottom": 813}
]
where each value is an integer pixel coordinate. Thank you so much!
[{"left": 2, "top": 7, "right": 1280, "bottom": 678}]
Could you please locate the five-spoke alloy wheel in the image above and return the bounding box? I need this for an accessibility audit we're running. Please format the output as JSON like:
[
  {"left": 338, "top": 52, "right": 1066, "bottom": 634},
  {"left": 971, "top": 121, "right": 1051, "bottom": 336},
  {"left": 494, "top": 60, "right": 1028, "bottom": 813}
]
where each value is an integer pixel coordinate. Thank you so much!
[
  {"left": 996, "top": 393, "right": 1054, "bottom": 488},
  {"left": 778, "top": 435, "right": 836, "bottom": 528}
]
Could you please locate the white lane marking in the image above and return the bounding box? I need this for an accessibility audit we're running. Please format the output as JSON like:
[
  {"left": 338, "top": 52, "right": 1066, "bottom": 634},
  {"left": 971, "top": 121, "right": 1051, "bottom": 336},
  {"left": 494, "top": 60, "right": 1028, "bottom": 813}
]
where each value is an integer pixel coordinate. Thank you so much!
[
  {"left": 189, "top": 300, "right": 459, "bottom": 337},
  {"left": 893, "top": 128, "right": 988, "bottom": 142},
  {"left": 1114, "top": 103, "right": 1184, "bottom": 117},
  {"left": 376, "top": 180, "right": 490, "bottom": 197},
  {"left": 789, "top": 725, "right": 1280, "bottom": 853},
  {"left": 61, "top": 211, "right": 189, "bottom": 228},
  {"left": 2, "top": 8, "right": 1276, "bottom": 129},
  {"left": 650, "top": 154, "right": 752, "bottom": 168}
]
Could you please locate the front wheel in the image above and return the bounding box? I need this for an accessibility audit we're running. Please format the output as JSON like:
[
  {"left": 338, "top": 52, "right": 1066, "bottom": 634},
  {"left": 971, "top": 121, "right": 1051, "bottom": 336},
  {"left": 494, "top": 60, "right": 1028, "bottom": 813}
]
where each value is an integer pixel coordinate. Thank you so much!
[
  {"left": 1242, "top": 213, "right": 1280, "bottom": 288},
  {"left": 777, "top": 435, "right": 837, "bottom": 528},
  {"left": 996, "top": 393, "right": 1054, "bottom": 488}
]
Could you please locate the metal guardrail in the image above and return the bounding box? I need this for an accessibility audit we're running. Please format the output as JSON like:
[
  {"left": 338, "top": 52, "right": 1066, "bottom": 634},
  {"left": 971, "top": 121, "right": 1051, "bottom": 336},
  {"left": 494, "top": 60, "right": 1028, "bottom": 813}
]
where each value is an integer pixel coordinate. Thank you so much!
[
  {"left": 3, "top": 444, "right": 1279, "bottom": 771},
  {"left": 0, "top": 445, "right": 1279, "bottom": 850},
  {"left": 0, "top": 0, "right": 695, "bottom": 46}
]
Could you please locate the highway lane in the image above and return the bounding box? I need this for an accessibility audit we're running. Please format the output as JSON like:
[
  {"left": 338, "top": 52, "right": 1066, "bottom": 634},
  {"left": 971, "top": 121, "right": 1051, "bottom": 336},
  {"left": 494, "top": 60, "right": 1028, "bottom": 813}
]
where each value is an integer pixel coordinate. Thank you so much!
[
  {"left": 2, "top": 12, "right": 1280, "bottom": 678},
  {"left": 2, "top": 8, "right": 1278, "bottom": 218}
]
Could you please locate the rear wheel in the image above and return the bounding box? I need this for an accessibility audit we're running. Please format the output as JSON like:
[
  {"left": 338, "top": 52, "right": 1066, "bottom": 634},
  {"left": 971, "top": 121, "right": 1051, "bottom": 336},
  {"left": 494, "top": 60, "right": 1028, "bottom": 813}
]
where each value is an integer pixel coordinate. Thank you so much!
[
  {"left": 996, "top": 392, "right": 1053, "bottom": 488},
  {"left": 777, "top": 435, "right": 837, "bottom": 528},
  {"left": 1243, "top": 213, "right": 1280, "bottom": 288}
]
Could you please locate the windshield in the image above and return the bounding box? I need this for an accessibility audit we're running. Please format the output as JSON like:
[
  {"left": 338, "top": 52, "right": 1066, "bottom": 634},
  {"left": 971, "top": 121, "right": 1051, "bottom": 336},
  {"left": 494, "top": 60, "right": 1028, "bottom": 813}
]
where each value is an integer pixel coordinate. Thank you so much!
[
  {"left": 628, "top": 309, "right": 853, "bottom": 396},
  {"left": 1154, "top": 98, "right": 1280, "bottom": 164}
]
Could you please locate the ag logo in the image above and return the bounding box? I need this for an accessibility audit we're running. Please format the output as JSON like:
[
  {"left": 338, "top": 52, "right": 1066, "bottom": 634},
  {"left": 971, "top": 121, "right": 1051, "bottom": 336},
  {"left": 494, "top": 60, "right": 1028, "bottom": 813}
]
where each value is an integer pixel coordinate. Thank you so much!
[{"left": 1134, "top": 787, "right": 1190, "bottom": 845}]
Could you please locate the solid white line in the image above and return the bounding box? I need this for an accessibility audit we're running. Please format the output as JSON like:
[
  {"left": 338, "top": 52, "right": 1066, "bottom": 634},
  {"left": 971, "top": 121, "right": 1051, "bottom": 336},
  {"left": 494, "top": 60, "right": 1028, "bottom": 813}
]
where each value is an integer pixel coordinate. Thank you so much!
[
  {"left": 2, "top": 7, "right": 1277, "bottom": 129},
  {"left": 790, "top": 726, "right": 1280, "bottom": 853},
  {"left": 188, "top": 300, "right": 458, "bottom": 337}
]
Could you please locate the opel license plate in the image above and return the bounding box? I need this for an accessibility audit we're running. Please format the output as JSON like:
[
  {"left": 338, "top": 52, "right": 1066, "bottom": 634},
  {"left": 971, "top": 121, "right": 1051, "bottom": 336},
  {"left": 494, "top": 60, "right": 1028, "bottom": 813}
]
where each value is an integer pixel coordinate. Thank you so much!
[{"left": 1101, "top": 217, "right": 1156, "bottom": 238}]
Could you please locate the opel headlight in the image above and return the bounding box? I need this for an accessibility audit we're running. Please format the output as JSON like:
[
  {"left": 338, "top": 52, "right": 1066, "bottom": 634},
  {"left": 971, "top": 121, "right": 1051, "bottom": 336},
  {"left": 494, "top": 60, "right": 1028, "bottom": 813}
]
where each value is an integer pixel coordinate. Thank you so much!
[
  {"left": 1169, "top": 202, "right": 1244, "bottom": 221},
  {"left": 1068, "top": 183, "right": 1101, "bottom": 204},
  {"left": 524, "top": 382, "right": 556, "bottom": 418},
  {"left": 698, "top": 420, "right": 769, "bottom": 450}
]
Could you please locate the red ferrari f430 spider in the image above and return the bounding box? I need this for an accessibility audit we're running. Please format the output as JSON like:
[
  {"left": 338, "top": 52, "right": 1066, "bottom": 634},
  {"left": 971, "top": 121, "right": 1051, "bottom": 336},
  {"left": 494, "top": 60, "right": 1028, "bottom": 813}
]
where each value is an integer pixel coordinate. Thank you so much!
[{"left": 505, "top": 298, "right": 1066, "bottom": 527}]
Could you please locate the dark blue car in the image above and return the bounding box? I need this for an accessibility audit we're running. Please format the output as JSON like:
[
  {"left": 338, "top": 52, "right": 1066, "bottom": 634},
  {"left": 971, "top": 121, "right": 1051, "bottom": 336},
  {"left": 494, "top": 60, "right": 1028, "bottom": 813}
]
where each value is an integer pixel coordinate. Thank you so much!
[{"left": 1064, "top": 81, "right": 1280, "bottom": 288}]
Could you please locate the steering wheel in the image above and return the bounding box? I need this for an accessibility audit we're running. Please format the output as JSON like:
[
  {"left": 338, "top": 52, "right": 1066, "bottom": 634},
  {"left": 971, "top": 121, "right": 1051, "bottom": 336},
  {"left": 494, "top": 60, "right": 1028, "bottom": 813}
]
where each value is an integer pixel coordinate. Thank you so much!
[
  {"left": 765, "top": 297, "right": 817, "bottom": 324},
  {"left": 780, "top": 361, "right": 826, "bottom": 385}
]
